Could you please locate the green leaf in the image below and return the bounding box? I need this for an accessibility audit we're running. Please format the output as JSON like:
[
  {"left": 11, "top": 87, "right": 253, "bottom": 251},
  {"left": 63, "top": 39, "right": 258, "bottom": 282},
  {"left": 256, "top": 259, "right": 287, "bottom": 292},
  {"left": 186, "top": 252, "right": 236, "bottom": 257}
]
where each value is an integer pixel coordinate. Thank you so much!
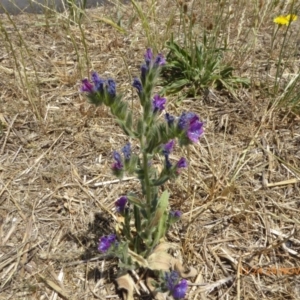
[
  {"left": 152, "top": 175, "right": 170, "bottom": 186},
  {"left": 127, "top": 194, "right": 144, "bottom": 208},
  {"left": 163, "top": 79, "right": 190, "bottom": 94},
  {"left": 136, "top": 118, "right": 145, "bottom": 136},
  {"left": 118, "top": 120, "right": 135, "bottom": 138},
  {"left": 125, "top": 111, "right": 133, "bottom": 131},
  {"left": 147, "top": 191, "right": 169, "bottom": 249},
  {"left": 148, "top": 190, "right": 169, "bottom": 228}
]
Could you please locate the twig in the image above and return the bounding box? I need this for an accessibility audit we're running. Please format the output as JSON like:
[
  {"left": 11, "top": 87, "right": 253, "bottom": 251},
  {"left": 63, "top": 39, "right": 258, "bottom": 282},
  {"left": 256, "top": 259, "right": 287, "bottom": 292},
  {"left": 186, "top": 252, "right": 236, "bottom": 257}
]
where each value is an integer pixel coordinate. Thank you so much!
[
  {"left": 266, "top": 178, "right": 300, "bottom": 187},
  {"left": 93, "top": 177, "right": 136, "bottom": 187},
  {"left": 1, "top": 114, "right": 18, "bottom": 155}
]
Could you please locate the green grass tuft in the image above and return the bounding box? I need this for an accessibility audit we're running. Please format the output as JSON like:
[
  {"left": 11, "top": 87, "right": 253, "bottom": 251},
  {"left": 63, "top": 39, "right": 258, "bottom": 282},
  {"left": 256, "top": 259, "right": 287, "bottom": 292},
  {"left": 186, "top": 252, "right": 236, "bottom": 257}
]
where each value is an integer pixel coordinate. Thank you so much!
[{"left": 161, "top": 36, "right": 249, "bottom": 97}]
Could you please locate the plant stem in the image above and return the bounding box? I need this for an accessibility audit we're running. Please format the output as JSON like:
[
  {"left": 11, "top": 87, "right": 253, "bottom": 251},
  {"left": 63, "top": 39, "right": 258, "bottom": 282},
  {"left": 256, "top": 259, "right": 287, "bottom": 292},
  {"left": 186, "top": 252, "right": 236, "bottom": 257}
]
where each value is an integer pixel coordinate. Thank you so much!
[{"left": 142, "top": 151, "right": 152, "bottom": 216}]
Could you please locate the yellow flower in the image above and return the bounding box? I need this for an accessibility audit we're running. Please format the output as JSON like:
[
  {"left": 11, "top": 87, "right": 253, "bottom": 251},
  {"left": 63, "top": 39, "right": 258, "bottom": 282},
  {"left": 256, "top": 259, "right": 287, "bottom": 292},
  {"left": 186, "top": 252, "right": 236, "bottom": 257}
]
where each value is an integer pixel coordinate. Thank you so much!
[
  {"left": 274, "top": 14, "right": 298, "bottom": 25},
  {"left": 274, "top": 15, "right": 289, "bottom": 25},
  {"left": 286, "top": 14, "right": 298, "bottom": 22}
]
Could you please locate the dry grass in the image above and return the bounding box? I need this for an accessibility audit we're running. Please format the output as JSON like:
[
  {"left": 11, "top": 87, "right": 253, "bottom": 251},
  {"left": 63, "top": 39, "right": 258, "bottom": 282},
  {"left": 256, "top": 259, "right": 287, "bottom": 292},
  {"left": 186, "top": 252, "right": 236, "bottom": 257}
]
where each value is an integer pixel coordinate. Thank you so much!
[{"left": 1, "top": 0, "right": 300, "bottom": 299}]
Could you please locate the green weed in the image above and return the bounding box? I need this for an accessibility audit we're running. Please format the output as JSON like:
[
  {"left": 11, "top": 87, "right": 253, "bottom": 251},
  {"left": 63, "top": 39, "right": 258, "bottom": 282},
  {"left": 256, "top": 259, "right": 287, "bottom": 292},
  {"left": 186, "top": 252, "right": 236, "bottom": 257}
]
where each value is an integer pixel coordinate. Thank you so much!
[
  {"left": 268, "top": 1, "right": 300, "bottom": 111},
  {"left": 161, "top": 36, "right": 249, "bottom": 97}
]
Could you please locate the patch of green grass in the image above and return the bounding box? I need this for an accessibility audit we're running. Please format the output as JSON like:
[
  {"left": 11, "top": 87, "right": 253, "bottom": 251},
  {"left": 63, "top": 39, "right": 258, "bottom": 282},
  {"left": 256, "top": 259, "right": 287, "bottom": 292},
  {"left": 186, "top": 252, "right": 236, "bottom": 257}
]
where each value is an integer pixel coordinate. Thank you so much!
[{"left": 161, "top": 36, "right": 249, "bottom": 97}]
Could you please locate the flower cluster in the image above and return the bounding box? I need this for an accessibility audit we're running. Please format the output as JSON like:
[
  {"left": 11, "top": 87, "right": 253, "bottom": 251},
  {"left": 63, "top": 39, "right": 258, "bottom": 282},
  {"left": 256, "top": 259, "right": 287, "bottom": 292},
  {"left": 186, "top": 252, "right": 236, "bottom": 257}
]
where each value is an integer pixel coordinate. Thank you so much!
[
  {"left": 164, "top": 111, "right": 205, "bottom": 146},
  {"left": 165, "top": 271, "right": 188, "bottom": 299},
  {"left": 98, "top": 234, "right": 118, "bottom": 253},
  {"left": 133, "top": 48, "right": 166, "bottom": 88},
  {"left": 112, "top": 151, "right": 123, "bottom": 171},
  {"left": 153, "top": 94, "right": 166, "bottom": 113},
  {"left": 169, "top": 210, "right": 182, "bottom": 218},
  {"left": 274, "top": 14, "right": 297, "bottom": 26},
  {"left": 81, "top": 72, "right": 116, "bottom": 96},
  {"left": 111, "top": 143, "right": 132, "bottom": 176},
  {"left": 162, "top": 140, "right": 187, "bottom": 171},
  {"left": 144, "top": 48, "right": 166, "bottom": 67},
  {"left": 81, "top": 72, "right": 117, "bottom": 106},
  {"left": 177, "top": 112, "right": 204, "bottom": 144},
  {"left": 115, "top": 196, "right": 128, "bottom": 213}
]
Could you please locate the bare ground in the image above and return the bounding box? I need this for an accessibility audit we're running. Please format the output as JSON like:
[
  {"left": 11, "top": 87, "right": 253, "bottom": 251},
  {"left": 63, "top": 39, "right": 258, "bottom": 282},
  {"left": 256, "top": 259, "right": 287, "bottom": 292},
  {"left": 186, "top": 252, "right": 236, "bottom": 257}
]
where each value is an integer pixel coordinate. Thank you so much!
[{"left": 1, "top": 1, "right": 300, "bottom": 299}]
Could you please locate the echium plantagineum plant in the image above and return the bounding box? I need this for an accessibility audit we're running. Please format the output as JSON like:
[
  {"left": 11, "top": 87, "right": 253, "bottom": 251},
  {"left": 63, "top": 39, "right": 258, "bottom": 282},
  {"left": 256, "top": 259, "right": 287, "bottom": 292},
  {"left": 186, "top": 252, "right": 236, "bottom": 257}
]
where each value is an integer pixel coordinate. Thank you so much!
[{"left": 81, "top": 49, "right": 203, "bottom": 299}]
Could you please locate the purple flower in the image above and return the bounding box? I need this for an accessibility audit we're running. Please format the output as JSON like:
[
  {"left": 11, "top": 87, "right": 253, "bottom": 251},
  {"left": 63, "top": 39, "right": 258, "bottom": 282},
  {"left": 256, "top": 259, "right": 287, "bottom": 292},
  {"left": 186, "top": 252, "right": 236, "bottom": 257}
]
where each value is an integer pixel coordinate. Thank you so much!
[
  {"left": 154, "top": 53, "right": 166, "bottom": 66},
  {"left": 165, "top": 113, "right": 175, "bottom": 126},
  {"left": 152, "top": 94, "right": 166, "bottom": 113},
  {"left": 132, "top": 78, "right": 143, "bottom": 94},
  {"left": 187, "top": 116, "right": 204, "bottom": 143},
  {"left": 121, "top": 143, "right": 131, "bottom": 160},
  {"left": 81, "top": 79, "right": 94, "bottom": 93},
  {"left": 115, "top": 196, "right": 128, "bottom": 213},
  {"left": 163, "top": 140, "right": 175, "bottom": 155},
  {"left": 172, "top": 279, "right": 188, "bottom": 299},
  {"left": 178, "top": 112, "right": 204, "bottom": 143},
  {"left": 107, "top": 79, "right": 116, "bottom": 98},
  {"left": 178, "top": 112, "right": 195, "bottom": 130},
  {"left": 144, "top": 48, "right": 153, "bottom": 66},
  {"left": 91, "top": 72, "right": 105, "bottom": 93},
  {"left": 165, "top": 271, "right": 187, "bottom": 299},
  {"left": 170, "top": 210, "right": 182, "bottom": 218},
  {"left": 176, "top": 157, "right": 187, "bottom": 169},
  {"left": 142, "top": 49, "right": 165, "bottom": 80},
  {"left": 98, "top": 234, "right": 117, "bottom": 253},
  {"left": 112, "top": 151, "right": 123, "bottom": 170}
]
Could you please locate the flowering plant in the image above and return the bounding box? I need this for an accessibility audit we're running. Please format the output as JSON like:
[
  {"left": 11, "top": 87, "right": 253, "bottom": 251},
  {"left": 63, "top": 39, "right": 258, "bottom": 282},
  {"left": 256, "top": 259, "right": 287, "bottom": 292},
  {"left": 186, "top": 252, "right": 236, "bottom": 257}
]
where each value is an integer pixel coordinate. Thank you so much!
[
  {"left": 270, "top": 13, "right": 298, "bottom": 95},
  {"left": 81, "top": 49, "right": 202, "bottom": 299}
]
